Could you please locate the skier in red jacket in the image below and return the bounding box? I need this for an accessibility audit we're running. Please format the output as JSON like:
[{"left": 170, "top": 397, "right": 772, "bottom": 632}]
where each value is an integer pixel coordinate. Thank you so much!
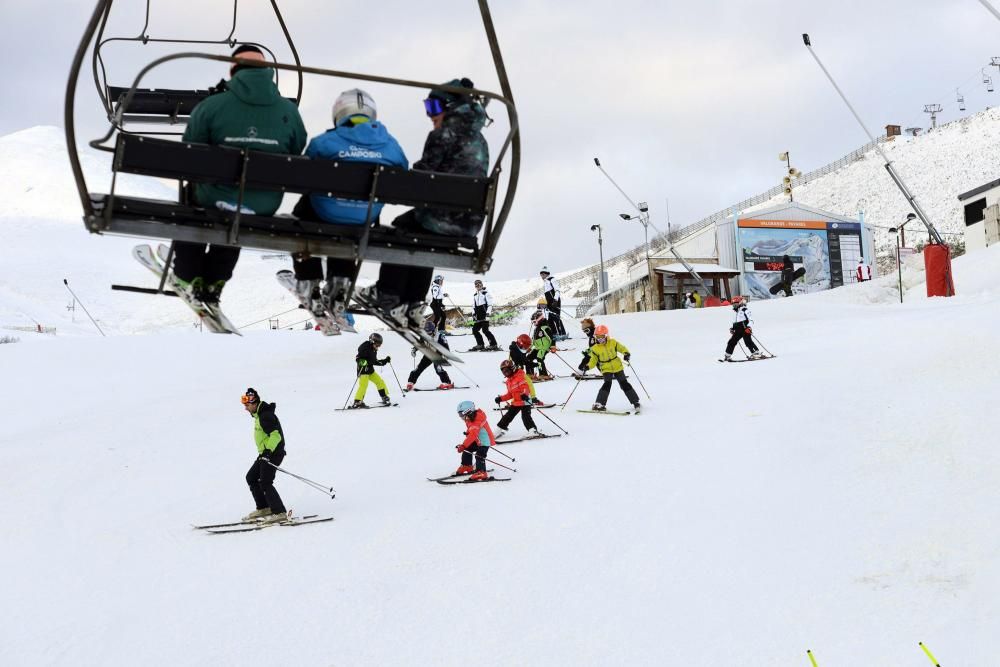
[
  {"left": 455, "top": 400, "right": 495, "bottom": 480},
  {"left": 494, "top": 359, "right": 542, "bottom": 439}
]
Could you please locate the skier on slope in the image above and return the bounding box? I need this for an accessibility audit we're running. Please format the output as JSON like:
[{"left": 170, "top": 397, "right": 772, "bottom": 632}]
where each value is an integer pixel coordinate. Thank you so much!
[
  {"left": 240, "top": 388, "right": 288, "bottom": 523},
  {"left": 494, "top": 359, "right": 542, "bottom": 439},
  {"left": 509, "top": 333, "right": 537, "bottom": 376},
  {"left": 406, "top": 316, "right": 454, "bottom": 391},
  {"left": 469, "top": 279, "right": 499, "bottom": 351},
  {"left": 722, "top": 295, "right": 762, "bottom": 361},
  {"left": 454, "top": 400, "right": 495, "bottom": 481},
  {"left": 576, "top": 318, "right": 598, "bottom": 376},
  {"left": 351, "top": 333, "right": 393, "bottom": 408},
  {"left": 586, "top": 325, "right": 641, "bottom": 412},
  {"left": 430, "top": 275, "right": 448, "bottom": 332},
  {"left": 539, "top": 266, "right": 567, "bottom": 339},
  {"left": 530, "top": 310, "right": 555, "bottom": 381}
]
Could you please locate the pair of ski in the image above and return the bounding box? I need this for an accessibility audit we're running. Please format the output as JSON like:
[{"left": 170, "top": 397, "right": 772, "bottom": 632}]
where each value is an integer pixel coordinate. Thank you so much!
[
  {"left": 491, "top": 402, "right": 565, "bottom": 411},
  {"left": 132, "top": 244, "right": 240, "bottom": 334},
  {"left": 406, "top": 386, "right": 471, "bottom": 393},
  {"left": 427, "top": 469, "right": 510, "bottom": 485},
  {"left": 495, "top": 433, "right": 561, "bottom": 444},
  {"left": 351, "top": 289, "right": 462, "bottom": 365},
  {"left": 193, "top": 512, "right": 334, "bottom": 534},
  {"left": 718, "top": 354, "right": 777, "bottom": 363},
  {"left": 576, "top": 408, "right": 637, "bottom": 416},
  {"left": 561, "top": 374, "right": 603, "bottom": 381},
  {"left": 275, "top": 270, "right": 355, "bottom": 336},
  {"left": 335, "top": 402, "right": 400, "bottom": 411},
  {"left": 461, "top": 346, "right": 502, "bottom": 353}
]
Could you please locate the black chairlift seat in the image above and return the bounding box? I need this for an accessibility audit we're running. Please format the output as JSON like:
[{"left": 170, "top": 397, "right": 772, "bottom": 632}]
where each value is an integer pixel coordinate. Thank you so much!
[
  {"left": 89, "top": 134, "right": 495, "bottom": 271},
  {"left": 107, "top": 86, "right": 300, "bottom": 125}
]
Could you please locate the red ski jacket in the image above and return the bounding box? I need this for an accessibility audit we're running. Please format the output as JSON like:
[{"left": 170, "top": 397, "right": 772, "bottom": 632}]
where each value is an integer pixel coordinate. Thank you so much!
[
  {"left": 499, "top": 369, "right": 532, "bottom": 406},
  {"left": 459, "top": 409, "right": 496, "bottom": 451}
]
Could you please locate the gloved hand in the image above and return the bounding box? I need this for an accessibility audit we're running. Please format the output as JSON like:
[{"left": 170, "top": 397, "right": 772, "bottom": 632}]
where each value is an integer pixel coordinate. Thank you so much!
[
  {"left": 259, "top": 449, "right": 271, "bottom": 461},
  {"left": 381, "top": 356, "right": 391, "bottom": 364},
  {"left": 623, "top": 353, "right": 631, "bottom": 362},
  {"left": 443, "top": 293, "right": 449, "bottom": 298},
  {"left": 729, "top": 327, "right": 735, "bottom": 335},
  {"left": 520, "top": 393, "right": 530, "bottom": 403},
  {"left": 494, "top": 396, "right": 502, "bottom": 405},
  {"left": 745, "top": 326, "right": 752, "bottom": 334},
  {"left": 455, "top": 444, "right": 466, "bottom": 453}
]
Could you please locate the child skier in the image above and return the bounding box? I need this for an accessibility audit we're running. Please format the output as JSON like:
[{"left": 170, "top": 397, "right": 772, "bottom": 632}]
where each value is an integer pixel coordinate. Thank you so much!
[
  {"left": 530, "top": 310, "right": 554, "bottom": 381},
  {"left": 494, "top": 359, "right": 541, "bottom": 438},
  {"left": 587, "top": 325, "right": 641, "bottom": 412},
  {"left": 406, "top": 316, "right": 454, "bottom": 390},
  {"left": 352, "top": 333, "right": 393, "bottom": 408},
  {"left": 469, "top": 279, "right": 499, "bottom": 351},
  {"left": 576, "top": 318, "right": 597, "bottom": 375},
  {"left": 430, "top": 275, "right": 447, "bottom": 331},
  {"left": 454, "top": 400, "right": 495, "bottom": 481},
  {"left": 509, "top": 333, "right": 535, "bottom": 374},
  {"left": 722, "top": 296, "right": 762, "bottom": 361},
  {"left": 240, "top": 387, "right": 288, "bottom": 523}
]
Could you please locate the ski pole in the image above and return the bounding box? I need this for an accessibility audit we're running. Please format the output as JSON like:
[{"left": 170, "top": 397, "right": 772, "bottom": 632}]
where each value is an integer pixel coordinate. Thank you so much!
[
  {"left": 341, "top": 375, "right": 359, "bottom": 410},
  {"left": 488, "top": 445, "right": 516, "bottom": 462},
  {"left": 918, "top": 642, "right": 941, "bottom": 667},
  {"left": 263, "top": 460, "right": 335, "bottom": 499},
  {"left": 63, "top": 279, "right": 105, "bottom": 336},
  {"left": 387, "top": 361, "right": 406, "bottom": 398},
  {"left": 549, "top": 350, "right": 579, "bottom": 373},
  {"left": 483, "top": 455, "right": 517, "bottom": 473},
  {"left": 449, "top": 360, "right": 480, "bottom": 388},
  {"left": 626, "top": 362, "right": 652, "bottom": 400},
  {"left": 533, "top": 405, "right": 569, "bottom": 434},
  {"left": 806, "top": 650, "right": 818, "bottom": 667},
  {"left": 560, "top": 375, "right": 584, "bottom": 411},
  {"left": 751, "top": 334, "right": 774, "bottom": 357}
]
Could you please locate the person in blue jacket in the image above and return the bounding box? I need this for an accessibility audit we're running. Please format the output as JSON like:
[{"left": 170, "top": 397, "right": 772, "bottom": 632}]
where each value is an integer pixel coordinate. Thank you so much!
[{"left": 291, "top": 89, "right": 408, "bottom": 328}]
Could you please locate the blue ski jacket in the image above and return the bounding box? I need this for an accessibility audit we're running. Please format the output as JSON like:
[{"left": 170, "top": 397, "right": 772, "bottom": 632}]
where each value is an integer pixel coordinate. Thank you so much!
[{"left": 305, "top": 119, "right": 408, "bottom": 224}]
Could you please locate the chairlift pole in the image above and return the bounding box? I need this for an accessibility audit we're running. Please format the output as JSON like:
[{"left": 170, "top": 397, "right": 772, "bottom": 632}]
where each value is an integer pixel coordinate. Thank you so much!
[
  {"left": 801, "top": 34, "right": 944, "bottom": 245},
  {"left": 593, "top": 158, "right": 713, "bottom": 298}
]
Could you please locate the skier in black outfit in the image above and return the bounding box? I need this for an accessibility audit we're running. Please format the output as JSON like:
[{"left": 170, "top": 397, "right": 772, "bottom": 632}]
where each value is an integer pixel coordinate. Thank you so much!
[
  {"left": 406, "top": 317, "right": 454, "bottom": 391},
  {"left": 470, "top": 279, "right": 498, "bottom": 350},
  {"left": 352, "top": 333, "right": 392, "bottom": 408},
  {"left": 241, "top": 388, "right": 288, "bottom": 522},
  {"left": 722, "top": 296, "right": 761, "bottom": 361},
  {"left": 577, "top": 317, "right": 597, "bottom": 375},
  {"left": 539, "top": 266, "right": 566, "bottom": 338},
  {"left": 428, "top": 275, "right": 448, "bottom": 332},
  {"left": 508, "top": 334, "right": 536, "bottom": 376}
]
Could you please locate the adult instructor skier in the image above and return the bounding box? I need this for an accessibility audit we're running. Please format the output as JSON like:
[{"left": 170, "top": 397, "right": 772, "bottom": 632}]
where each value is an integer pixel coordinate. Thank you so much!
[{"left": 240, "top": 387, "right": 288, "bottom": 523}]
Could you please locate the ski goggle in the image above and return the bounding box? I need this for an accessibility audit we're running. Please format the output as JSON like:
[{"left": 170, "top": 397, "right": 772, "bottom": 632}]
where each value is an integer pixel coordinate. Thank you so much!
[
  {"left": 423, "top": 97, "right": 446, "bottom": 116},
  {"left": 241, "top": 392, "right": 258, "bottom": 405},
  {"left": 595, "top": 334, "right": 608, "bottom": 342}
]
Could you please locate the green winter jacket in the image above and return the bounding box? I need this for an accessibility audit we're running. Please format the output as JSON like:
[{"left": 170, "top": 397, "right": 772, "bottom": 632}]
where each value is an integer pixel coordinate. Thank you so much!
[
  {"left": 587, "top": 338, "right": 630, "bottom": 374},
  {"left": 252, "top": 402, "right": 284, "bottom": 454},
  {"left": 182, "top": 67, "right": 307, "bottom": 216}
]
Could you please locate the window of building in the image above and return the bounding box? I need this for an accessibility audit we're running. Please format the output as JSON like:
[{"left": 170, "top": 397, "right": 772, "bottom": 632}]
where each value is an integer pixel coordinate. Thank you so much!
[{"left": 964, "top": 198, "right": 988, "bottom": 226}]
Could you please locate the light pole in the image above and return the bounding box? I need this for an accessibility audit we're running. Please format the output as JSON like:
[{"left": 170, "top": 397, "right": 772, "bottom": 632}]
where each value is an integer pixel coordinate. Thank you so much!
[
  {"left": 888, "top": 225, "right": 903, "bottom": 304},
  {"left": 619, "top": 204, "right": 650, "bottom": 259},
  {"left": 590, "top": 224, "right": 607, "bottom": 293}
]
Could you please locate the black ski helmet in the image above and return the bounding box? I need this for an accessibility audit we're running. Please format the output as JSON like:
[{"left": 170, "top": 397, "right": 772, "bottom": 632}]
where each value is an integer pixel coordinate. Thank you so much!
[
  {"left": 369, "top": 332, "right": 383, "bottom": 345},
  {"left": 500, "top": 359, "right": 515, "bottom": 377},
  {"left": 433, "top": 275, "right": 444, "bottom": 284},
  {"left": 531, "top": 310, "right": 545, "bottom": 324}
]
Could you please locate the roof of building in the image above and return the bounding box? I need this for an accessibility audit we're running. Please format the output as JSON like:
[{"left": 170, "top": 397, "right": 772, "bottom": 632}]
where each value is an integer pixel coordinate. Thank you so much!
[
  {"left": 739, "top": 200, "right": 858, "bottom": 224},
  {"left": 653, "top": 263, "right": 740, "bottom": 275},
  {"left": 957, "top": 177, "right": 1000, "bottom": 202}
]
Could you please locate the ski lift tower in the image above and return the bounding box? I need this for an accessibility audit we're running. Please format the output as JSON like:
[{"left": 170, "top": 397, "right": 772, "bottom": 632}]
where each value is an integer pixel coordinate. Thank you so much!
[{"left": 923, "top": 104, "right": 943, "bottom": 129}]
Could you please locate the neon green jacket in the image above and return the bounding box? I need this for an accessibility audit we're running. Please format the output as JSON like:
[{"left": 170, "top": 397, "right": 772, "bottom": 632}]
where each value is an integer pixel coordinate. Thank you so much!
[
  {"left": 587, "top": 338, "right": 630, "bottom": 374},
  {"left": 252, "top": 402, "right": 284, "bottom": 454}
]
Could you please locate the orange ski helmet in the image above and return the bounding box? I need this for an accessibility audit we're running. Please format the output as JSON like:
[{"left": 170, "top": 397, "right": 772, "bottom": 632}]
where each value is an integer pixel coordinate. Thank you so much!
[
  {"left": 594, "top": 325, "right": 609, "bottom": 340},
  {"left": 516, "top": 334, "right": 531, "bottom": 348}
]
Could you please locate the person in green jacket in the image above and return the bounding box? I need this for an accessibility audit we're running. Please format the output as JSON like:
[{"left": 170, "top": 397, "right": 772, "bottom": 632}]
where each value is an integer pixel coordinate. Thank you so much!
[
  {"left": 586, "top": 325, "right": 641, "bottom": 412},
  {"left": 171, "top": 45, "right": 307, "bottom": 306},
  {"left": 241, "top": 387, "right": 288, "bottom": 522}
]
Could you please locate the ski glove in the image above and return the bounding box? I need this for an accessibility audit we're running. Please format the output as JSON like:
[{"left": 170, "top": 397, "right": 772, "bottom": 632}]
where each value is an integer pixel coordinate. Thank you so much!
[
  {"left": 744, "top": 327, "right": 752, "bottom": 334},
  {"left": 520, "top": 394, "right": 530, "bottom": 403},
  {"left": 380, "top": 356, "right": 391, "bottom": 364},
  {"left": 623, "top": 353, "right": 631, "bottom": 362},
  {"left": 456, "top": 443, "right": 467, "bottom": 453},
  {"left": 729, "top": 327, "right": 735, "bottom": 335},
  {"left": 494, "top": 396, "right": 502, "bottom": 405}
]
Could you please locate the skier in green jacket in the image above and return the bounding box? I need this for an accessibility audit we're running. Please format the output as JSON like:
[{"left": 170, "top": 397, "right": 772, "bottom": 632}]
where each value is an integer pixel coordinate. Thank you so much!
[
  {"left": 241, "top": 388, "right": 288, "bottom": 522},
  {"left": 171, "top": 45, "right": 307, "bottom": 306}
]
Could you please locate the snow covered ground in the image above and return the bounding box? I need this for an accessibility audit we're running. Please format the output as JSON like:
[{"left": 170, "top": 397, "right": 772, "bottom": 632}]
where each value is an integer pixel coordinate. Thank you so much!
[{"left": 3, "top": 241, "right": 999, "bottom": 664}]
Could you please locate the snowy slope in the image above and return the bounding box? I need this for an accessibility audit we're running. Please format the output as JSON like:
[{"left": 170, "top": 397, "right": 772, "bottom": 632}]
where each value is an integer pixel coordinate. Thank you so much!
[{"left": 3, "top": 244, "right": 999, "bottom": 665}]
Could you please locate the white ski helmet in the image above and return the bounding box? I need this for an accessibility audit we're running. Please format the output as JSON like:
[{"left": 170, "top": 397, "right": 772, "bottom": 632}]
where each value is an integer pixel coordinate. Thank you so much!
[
  {"left": 433, "top": 275, "right": 444, "bottom": 284},
  {"left": 333, "top": 88, "right": 377, "bottom": 126},
  {"left": 540, "top": 266, "right": 551, "bottom": 275}
]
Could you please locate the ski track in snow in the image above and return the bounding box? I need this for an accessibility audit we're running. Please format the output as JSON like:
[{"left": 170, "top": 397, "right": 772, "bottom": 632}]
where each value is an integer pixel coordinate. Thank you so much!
[{"left": 2, "top": 244, "right": 1000, "bottom": 664}]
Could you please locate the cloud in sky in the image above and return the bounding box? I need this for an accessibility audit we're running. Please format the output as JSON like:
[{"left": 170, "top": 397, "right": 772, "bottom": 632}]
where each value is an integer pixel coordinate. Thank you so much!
[{"left": 3, "top": 0, "right": 999, "bottom": 279}]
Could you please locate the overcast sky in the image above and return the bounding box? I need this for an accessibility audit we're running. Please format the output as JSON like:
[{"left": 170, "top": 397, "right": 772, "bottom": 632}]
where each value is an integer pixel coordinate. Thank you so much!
[{"left": 2, "top": 0, "right": 1000, "bottom": 281}]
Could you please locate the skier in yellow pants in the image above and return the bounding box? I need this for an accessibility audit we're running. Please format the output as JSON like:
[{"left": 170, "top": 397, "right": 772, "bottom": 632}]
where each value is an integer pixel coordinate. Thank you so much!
[{"left": 351, "top": 333, "right": 392, "bottom": 409}]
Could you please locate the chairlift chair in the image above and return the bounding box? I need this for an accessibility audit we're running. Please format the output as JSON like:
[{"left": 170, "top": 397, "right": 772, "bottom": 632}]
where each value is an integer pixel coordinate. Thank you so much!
[{"left": 65, "top": 0, "right": 520, "bottom": 288}]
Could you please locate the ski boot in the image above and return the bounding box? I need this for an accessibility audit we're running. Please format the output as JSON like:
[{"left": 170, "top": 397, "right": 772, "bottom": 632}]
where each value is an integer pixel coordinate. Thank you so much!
[
  {"left": 242, "top": 508, "right": 271, "bottom": 521},
  {"left": 259, "top": 510, "right": 289, "bottom": 524},
  {"left": 632, "top": 402, "right": 641, "bottom": 414},
  {"left": 495, "top": 427, "right": 509, "bottom": 439},
  {"left": 438, "top": 383, "right": 454, "bottom": 390},
  {"left": 323, "top": 278, "right": 356, "bottom": 333},
  {"left": 468, "top": 344, "right": 485, "bottom": 352},
  {"left": 469, "top": 470, "right": 489, "bottom": 481},
  {"left": 455, "top": 464, "right": 474, "bottom": 476},
  {"left": 349, "top": 400, "right": 368, "bottom": 409},
  {"left": 591, "top": 402, "right": 606, "bottom": 412},
  {"left": 723, "top": 353, "right": 733, "bottom": 362},
  {"left": 749, "top": 351, "right": 763, "bottom": 360},
  {"left": 201, "top": 279, "right": 226, "bottom": 305},
  {"left": 380, "top": 395, "right": 392, "bottom": 406},
  {"left": 528, "top": 428, "right": 543, "bottom": 438},
  {"left": 485, "top": 345, "right": 501, "bottom": 351},
  {"left": 405, "top": 382, "right": 415, "bottom": 392}
]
